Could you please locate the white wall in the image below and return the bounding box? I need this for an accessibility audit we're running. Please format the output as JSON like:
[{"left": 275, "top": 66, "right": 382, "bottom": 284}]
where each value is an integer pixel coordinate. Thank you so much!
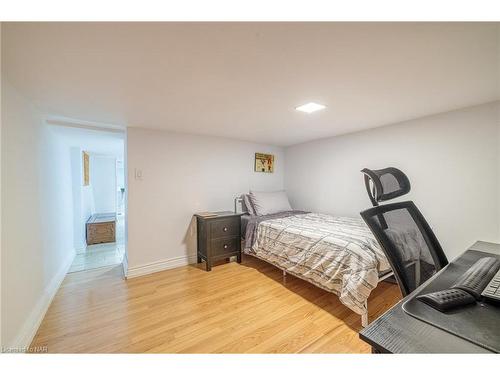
[
  {"left": 0, "top": 22, "right": 3, "bottom": 348},
  {"left": 285, "top": 102, "right": 500, "bottom": 261},
  {"left": 1, "top": 82, "right": 75, "bottom": 348},
  {"left": 70, "top": 147, "right": 85, "bottom": 250},
  {"left": 70, "top": 147, "right": 96, "bottom": 250},
  {"left": 497, "top": 25, "right": 500, "bottom": 239},
  {"left": 126, "top": 128, "right": 285, "bottom": 274},
  {"left": 90, "top": 154, "right": 117, "bottom": 214}
]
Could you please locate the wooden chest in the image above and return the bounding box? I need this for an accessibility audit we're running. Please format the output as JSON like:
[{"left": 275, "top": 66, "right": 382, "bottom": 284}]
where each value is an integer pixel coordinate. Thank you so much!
[{"left": 86, "top": 213, "right": 116, "bottom": 245}]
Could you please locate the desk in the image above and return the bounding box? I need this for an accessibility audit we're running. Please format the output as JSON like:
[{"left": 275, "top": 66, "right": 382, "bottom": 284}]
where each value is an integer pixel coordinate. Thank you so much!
[{"left": 359, "top": 241, "right": 500, "bottom": 353}]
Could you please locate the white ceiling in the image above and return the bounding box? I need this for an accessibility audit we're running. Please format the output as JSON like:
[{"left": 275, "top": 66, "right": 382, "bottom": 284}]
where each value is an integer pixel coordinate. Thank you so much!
[
  {"left": 3, "top": 22, "right": 499, "bottom": 146},
  {"left": 50, "top": 125, "right": 124, "bottom": 159}
]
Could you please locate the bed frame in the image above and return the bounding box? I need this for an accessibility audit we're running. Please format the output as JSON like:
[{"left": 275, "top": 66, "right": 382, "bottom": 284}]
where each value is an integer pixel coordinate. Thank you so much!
[
  {"left": 280, "top": 265, "right": 394, "bottom": 327},
  {"left": 235, "top": 195, "right": 396, "bottom": 328},
  {"left": 243, "top": 237, "right": 395, "bottom": 327}
]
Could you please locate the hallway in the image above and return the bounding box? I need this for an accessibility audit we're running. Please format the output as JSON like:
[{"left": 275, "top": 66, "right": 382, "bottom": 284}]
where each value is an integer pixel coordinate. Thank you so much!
[{"left": 68, "top": 214, "right": 125, "bottom": 273}]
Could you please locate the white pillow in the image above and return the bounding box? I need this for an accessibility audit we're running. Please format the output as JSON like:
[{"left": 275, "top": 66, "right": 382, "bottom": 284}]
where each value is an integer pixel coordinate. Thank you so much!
[
  {"left": 243, "top": 194, "right": 257, "bottom": 215},
  {"left": 249, "top": 190, "right": 292, "bottom": 216}
]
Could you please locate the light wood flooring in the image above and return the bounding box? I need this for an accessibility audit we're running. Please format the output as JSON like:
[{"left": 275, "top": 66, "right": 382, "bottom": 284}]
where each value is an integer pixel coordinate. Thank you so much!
[{"left": 31, "top": 255, "right": 401, "bottom": 353}]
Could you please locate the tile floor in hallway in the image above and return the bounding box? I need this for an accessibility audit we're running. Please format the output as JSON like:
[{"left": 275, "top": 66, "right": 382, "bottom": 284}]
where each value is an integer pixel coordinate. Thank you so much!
[{"left": 68, "top": 214, "right": 125, "bottom": 273}]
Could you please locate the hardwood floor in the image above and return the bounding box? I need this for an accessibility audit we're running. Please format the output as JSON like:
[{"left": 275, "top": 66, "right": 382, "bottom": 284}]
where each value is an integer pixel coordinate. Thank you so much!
[{"left": 30, "top": 255, "right": 401, "bottom": 353}]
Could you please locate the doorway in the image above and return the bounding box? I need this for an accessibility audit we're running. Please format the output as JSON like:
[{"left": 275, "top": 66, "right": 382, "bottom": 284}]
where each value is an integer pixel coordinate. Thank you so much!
[
  {"left": 68, "top": 153, "right": 126, "bottom": 273},
  {"left": 52, "top": 125, "right": 126, "bottom": 273}
]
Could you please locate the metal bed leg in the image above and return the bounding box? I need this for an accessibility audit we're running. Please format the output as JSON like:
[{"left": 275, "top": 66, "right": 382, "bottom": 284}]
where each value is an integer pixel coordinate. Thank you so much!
[
  {"left": 361, "top": 301, "right": 369, "bottom": 328},
  {"left": 358, "top": 271, "right": 393, "bottom": 328},
  {"left": 282, "top": 269, "right": 287, "bottom": 283},
  {"left": 415, "top": 260, "right": 421, "bottom": 287},
  {"left": 379, "top": 270, "right": 394, "bottom": 282}
]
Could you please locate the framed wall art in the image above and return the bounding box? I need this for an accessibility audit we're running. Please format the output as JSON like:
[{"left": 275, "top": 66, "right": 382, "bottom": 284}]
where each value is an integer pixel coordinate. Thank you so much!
[
  {"left": 254, "top": 153, "right": 274, "bottom": 173},
  {"left": 83, "top": 151, "right": 90, "bottom": 186}
]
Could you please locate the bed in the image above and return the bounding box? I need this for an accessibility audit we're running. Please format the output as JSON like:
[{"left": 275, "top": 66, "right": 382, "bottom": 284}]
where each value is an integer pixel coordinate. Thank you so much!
[{"left": 239, "top": 200, "right": 392, "bottom": 327}]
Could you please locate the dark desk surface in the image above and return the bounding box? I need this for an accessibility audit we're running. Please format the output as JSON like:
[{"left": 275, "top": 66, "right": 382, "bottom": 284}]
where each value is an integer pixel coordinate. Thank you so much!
[{"left": 359, "top": 241, "right": 500, "bottom": 353}]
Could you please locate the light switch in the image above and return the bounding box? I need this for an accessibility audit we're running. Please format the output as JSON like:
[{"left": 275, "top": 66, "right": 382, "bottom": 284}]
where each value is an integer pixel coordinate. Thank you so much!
[{"left": 135, "top": 168, "right": 143, "bottom": 180}]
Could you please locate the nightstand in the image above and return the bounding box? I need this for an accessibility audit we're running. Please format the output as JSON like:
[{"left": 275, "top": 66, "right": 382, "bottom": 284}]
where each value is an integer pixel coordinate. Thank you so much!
[{"left": 194, "top": 211, "right": 242, "bottom": 271}]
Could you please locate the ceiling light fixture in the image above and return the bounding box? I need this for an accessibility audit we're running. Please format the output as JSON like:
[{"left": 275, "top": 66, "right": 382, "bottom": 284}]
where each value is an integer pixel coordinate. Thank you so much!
[{"left": 295, "top": 102, "right": 326, "bottom": 114}]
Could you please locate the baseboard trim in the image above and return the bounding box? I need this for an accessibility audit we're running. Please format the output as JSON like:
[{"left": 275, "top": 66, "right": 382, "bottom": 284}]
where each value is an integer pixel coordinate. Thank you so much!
[
  {"left": 126, "top": 254, "right": 197, "bottom": 279},
  {"left": 122, "top": 252, "right": 128, "bottom": 278},
  {"left": 8, "top": 249, "right": 75, "bottom": 351}
]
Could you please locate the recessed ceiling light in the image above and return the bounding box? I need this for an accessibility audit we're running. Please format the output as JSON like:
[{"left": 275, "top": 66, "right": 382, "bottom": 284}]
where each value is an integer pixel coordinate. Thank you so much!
[{"left": 295, "top": 102, "right": 326, "bottom": 114}]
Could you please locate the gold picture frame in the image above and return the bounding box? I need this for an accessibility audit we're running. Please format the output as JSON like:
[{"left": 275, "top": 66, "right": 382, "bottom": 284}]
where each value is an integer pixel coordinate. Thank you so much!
[
  {"left": 254, "top": 153, "right": 274, "bottom": 173},
  {"left": 83, "top": 151, "right": 90, "bottom": 186}
]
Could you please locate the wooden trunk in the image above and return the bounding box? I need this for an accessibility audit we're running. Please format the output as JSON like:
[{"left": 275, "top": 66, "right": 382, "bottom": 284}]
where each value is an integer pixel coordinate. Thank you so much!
[{"left": 86, "top": 213, "right": 116, "bottom": 245}]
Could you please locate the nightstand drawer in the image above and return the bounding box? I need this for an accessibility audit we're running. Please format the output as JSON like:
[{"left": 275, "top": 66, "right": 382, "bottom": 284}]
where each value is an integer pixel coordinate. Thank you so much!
[
  {"left": 211, "top": 237, "right": 240, "bottom": 257},
  {"left": 210, "top": 218, "right": 239, "bottom": 239}
]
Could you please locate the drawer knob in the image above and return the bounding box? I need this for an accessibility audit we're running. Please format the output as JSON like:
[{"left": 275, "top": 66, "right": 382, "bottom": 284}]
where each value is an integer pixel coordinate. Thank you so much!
[
  {"left": 223, "top": 244, "right": 228, "bottom": 249},
  {"left": 223, "top": 227, "right": 228, "bottom": 232}
]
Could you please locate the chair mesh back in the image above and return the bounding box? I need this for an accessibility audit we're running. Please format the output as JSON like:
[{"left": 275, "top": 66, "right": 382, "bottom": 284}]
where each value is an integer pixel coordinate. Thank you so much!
[
  {"left": 360, "top": 201, "right": 448, "bottom": 296},
  {"left": 361, "top": 167, "right": 411, "bottom": 206},
  {"left": 379, "top": 173, "right": 401, "bottom": 195}
]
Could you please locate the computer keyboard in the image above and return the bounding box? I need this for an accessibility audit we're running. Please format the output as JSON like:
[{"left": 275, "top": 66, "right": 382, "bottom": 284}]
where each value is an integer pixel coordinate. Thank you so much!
[
  {"left": 417, "top": 256, "right": 500, "bottom": 312},
  {"left": 481, "top": 268, "right": 500, "bottom": 302},
  {"left": 452, "top": 256, "right": 500, "bottom": 299}
]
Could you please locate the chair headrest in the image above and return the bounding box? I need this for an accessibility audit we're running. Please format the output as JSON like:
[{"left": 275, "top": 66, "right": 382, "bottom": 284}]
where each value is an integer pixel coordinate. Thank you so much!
[{"left": 361, "top": 167, "right": 411, "bottom": 206}]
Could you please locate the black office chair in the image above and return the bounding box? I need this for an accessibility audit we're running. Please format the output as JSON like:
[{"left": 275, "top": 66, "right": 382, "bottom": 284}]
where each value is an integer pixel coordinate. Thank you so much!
[
  {"left": 361, "top": 167, "right": 411, "bottom": 207},
  {"left": 360, "top": 168, "right": 448, "bottom": 296},
  {"left": 361, "top": 201, "right": 448, "bottom": 296}
]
